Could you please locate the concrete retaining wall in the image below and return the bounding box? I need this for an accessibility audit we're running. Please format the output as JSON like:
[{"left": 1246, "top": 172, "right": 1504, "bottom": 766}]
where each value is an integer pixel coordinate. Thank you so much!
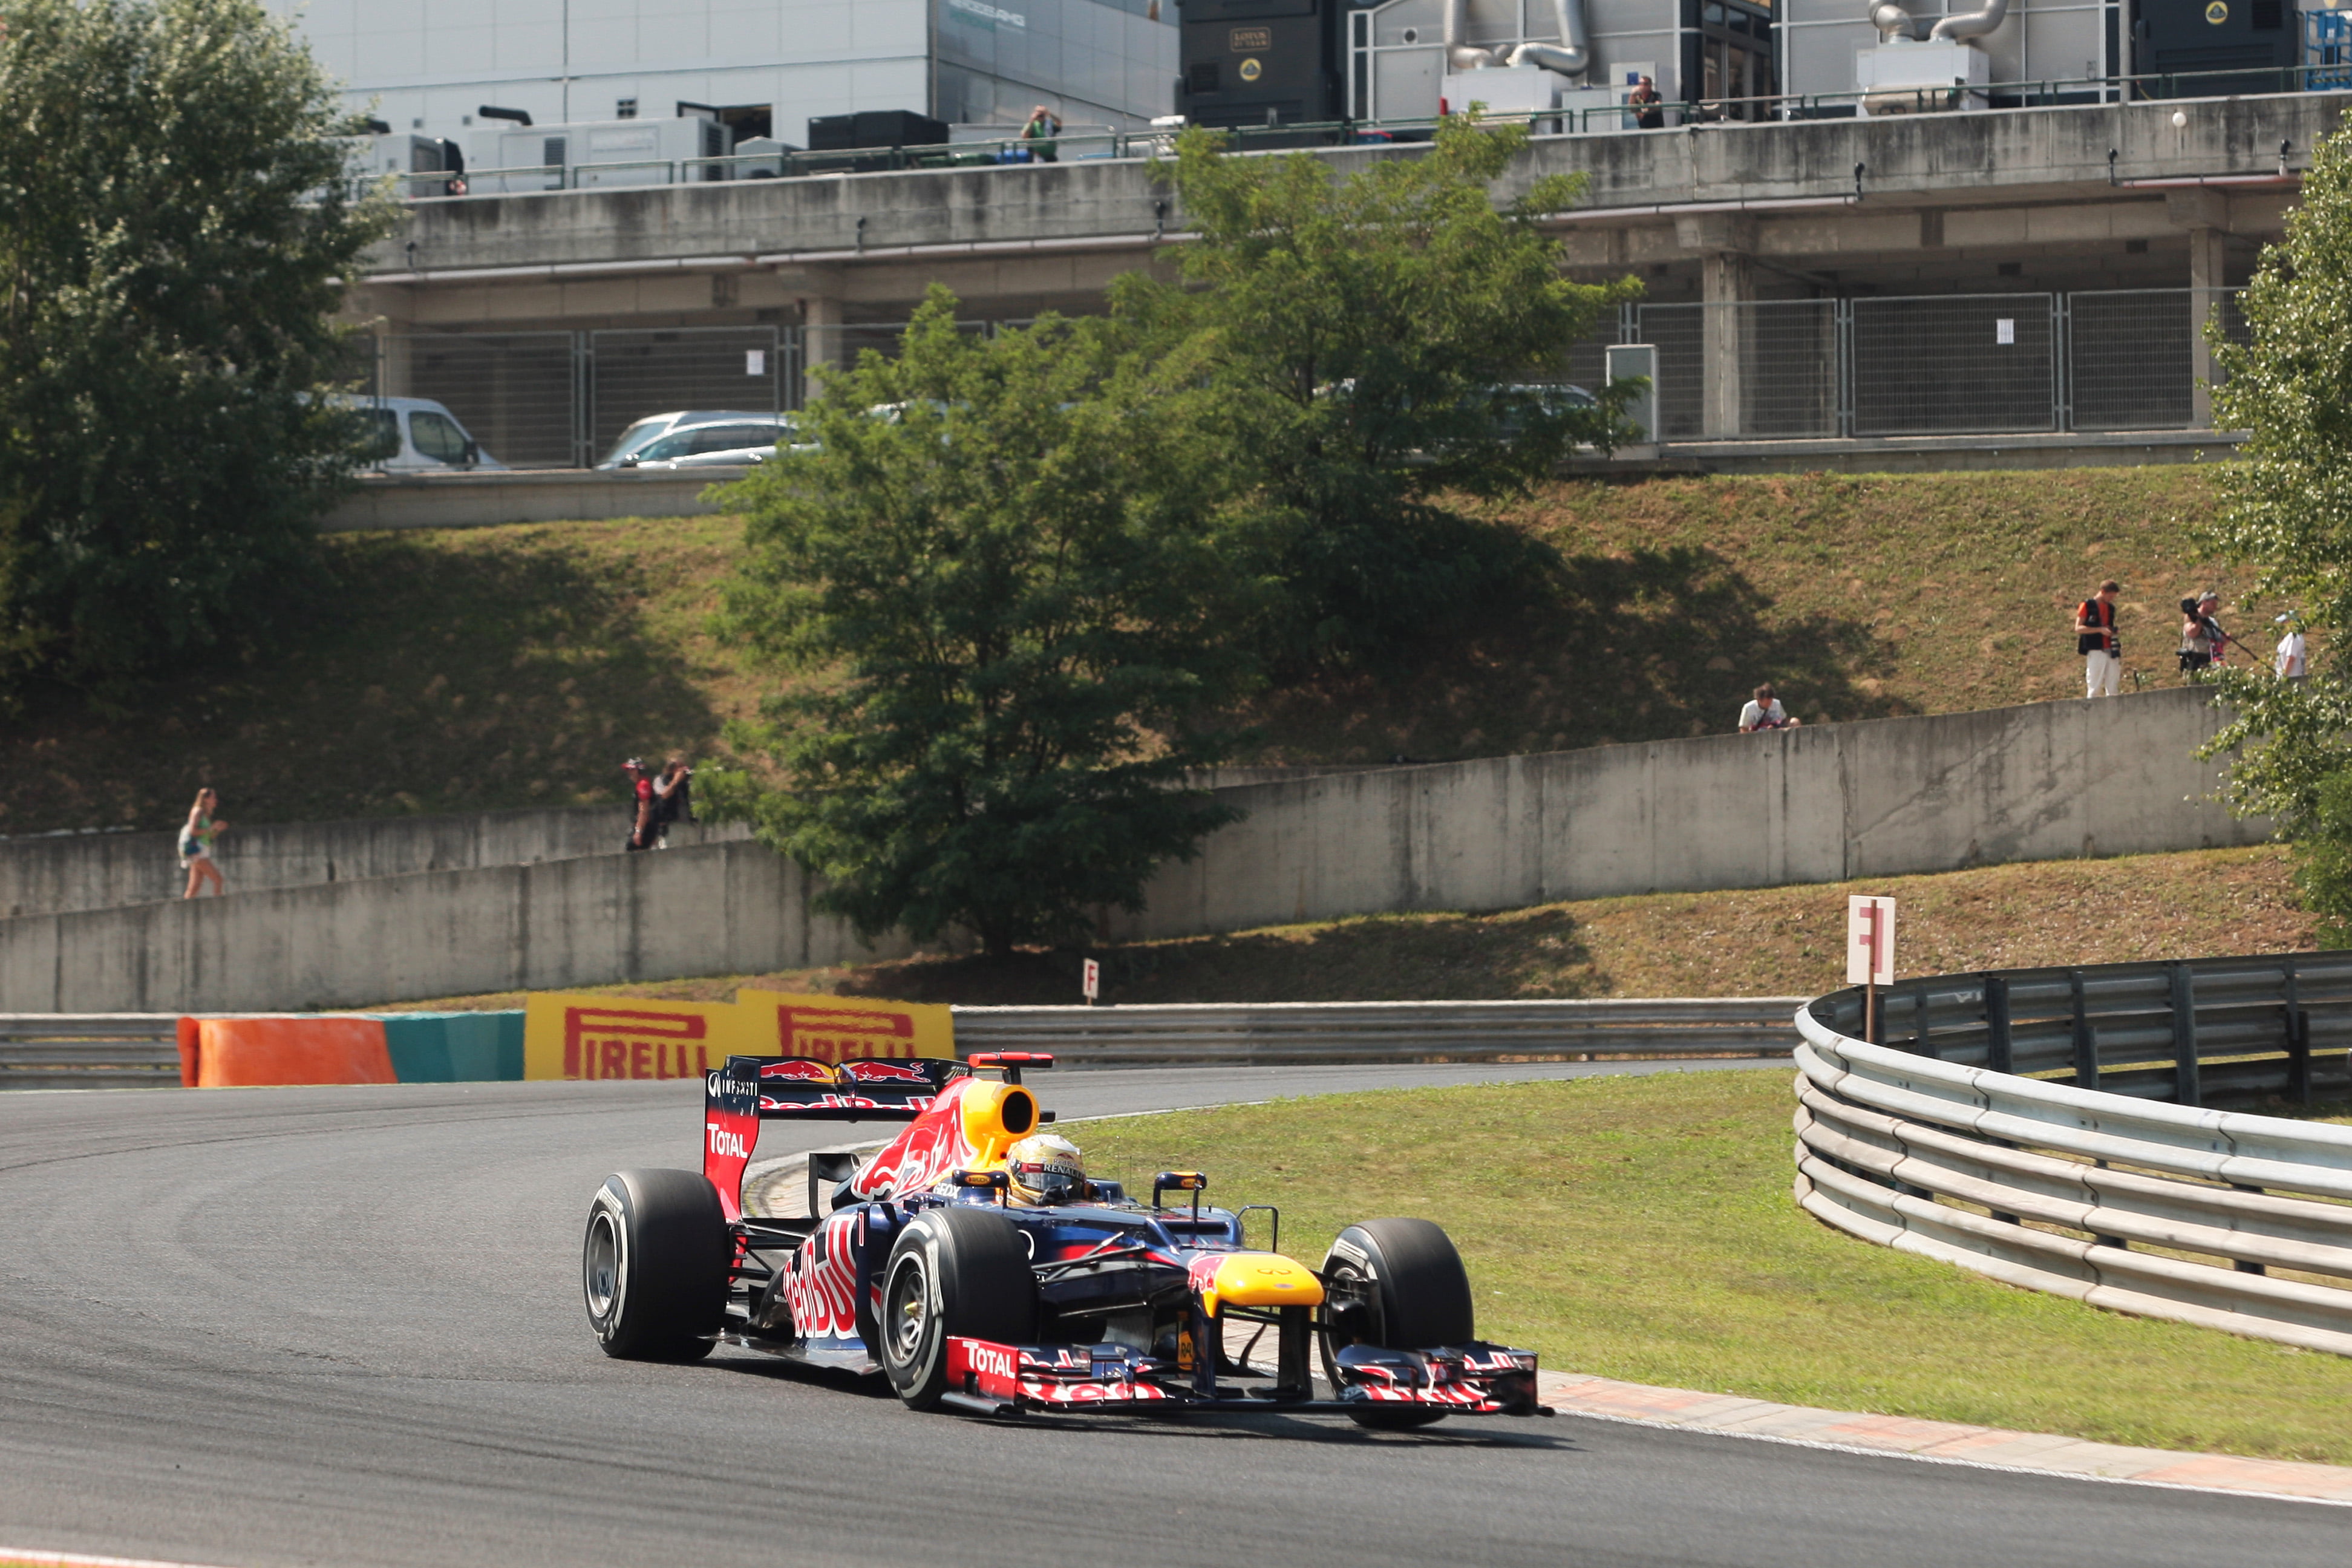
[
  {"left": 0, "top": 840, "right": 910, "bottom": 1014},
  {"left": 0, "top": 687, "right": 2265, "bottom": 1013},
  {"left": 1112, "top": 684, "right": 2264, "bottom": 939},
  {"left": 320, "top": 468, "right": 737, "bottom": 532},
  {"left": 0, "top": 805, "right": 750, "bottom": 920}
]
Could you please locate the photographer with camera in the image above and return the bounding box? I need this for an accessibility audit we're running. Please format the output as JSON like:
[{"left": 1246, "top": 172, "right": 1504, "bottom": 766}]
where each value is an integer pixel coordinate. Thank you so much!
[{"left": 2076, "top": 580, "right": 2122, "bottom": 698}]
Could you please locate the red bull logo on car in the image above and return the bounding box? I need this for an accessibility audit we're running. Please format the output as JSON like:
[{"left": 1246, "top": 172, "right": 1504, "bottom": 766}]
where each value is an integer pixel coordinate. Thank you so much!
[{"left": 840, "top": 1059, "right": 933, "bottom": 1085}]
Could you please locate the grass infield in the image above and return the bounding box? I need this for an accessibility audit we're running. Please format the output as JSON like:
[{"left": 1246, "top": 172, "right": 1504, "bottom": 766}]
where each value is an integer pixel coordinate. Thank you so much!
[{"left": 1077, "top": 1070, "right": 2352, "bottom": 1466}]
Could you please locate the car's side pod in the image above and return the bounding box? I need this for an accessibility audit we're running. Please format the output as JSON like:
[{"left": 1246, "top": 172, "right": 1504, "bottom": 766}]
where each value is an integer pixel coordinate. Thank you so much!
[{"left": 702, "top": 1055, "right": 964, "bottom": 1222}]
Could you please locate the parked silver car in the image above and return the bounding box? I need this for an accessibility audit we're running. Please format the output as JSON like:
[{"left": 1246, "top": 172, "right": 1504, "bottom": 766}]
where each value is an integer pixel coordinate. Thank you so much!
[{"left": 596, "top": 411, "right": 792, "bottom": 469}]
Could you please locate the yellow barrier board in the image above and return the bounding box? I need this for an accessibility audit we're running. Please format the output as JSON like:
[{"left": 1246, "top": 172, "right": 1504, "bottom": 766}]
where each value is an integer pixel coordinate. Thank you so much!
[
  {"left": 523, "top": 994, "right": 760, "bottom": 1082},
  {"left": 522, "top": 990, "right": 955, "bottom": 1080},
  {"left": 737, "top": 989, "right": 955, "bottom": 1062}
]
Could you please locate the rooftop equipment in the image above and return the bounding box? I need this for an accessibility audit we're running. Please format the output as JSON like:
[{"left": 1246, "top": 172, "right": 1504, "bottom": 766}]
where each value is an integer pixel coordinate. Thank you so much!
[{"left": 468, "top": 113, "right": 732, "bottom": 193}]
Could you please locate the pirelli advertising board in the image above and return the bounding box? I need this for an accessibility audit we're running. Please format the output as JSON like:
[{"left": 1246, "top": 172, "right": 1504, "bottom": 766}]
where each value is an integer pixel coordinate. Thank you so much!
[{"left": 522, "top": 990, "right": 955, "bottom": 1082}]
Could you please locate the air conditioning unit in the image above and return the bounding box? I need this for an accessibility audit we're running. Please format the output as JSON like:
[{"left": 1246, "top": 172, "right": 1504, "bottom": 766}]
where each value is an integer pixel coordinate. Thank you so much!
[{"left": 467, "top": 115, "right": 734, "bottom": 194}]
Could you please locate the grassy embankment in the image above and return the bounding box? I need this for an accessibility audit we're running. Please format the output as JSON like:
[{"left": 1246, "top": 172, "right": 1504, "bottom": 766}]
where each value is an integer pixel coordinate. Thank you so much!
[
  {"left": 1077, "top": 1072, "right": 2352, "bottom": 1465},
  {"left": 391, "top": 842, "right": 2314, "bottom": 1010},
  {"left": 4, "top": 466, "right": 2256, "bottom": 836}
]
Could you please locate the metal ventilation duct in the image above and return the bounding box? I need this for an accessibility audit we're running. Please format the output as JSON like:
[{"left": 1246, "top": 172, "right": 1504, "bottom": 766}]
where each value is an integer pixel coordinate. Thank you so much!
[{"left": 1445, "top": 0, "right": 1590, "bottom": 77}]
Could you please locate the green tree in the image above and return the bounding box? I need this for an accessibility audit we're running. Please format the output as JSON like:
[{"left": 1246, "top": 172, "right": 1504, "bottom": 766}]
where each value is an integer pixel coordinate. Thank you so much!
[
  {"left": 0, "top": 0, "right": 393, "bottom": 697},
  {"left": 710, "top": 290, "right": 1264, "bottom": 958},
  {"left": 2197, "top": 114, "right": 2352, "bottom": 839},
  {"left": 1116, "top": 116, "right": 1641, "bottom": 665}
]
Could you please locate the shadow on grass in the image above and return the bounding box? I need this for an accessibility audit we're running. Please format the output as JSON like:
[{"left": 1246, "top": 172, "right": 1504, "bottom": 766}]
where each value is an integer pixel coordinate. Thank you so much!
[
  {"left": 1233, "top": 541, "right": 1912, "bottom": 764},
  {"left": 821, "top": 907, "right": 1609, "bottom": 1006},
  {"left": 0, "top": 528, "right": 726, "bottom": 834}
]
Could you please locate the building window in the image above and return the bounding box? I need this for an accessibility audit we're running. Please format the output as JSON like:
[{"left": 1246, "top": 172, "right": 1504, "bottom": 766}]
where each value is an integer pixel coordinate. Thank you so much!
[{"left": 616, "top": 97, "right": 638, "bottom": 119}]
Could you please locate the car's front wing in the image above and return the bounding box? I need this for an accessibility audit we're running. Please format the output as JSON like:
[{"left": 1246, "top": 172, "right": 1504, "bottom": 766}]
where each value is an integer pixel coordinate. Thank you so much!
[{"left": 942, "top": 1336, "right": 1553, "bottom": 1418}]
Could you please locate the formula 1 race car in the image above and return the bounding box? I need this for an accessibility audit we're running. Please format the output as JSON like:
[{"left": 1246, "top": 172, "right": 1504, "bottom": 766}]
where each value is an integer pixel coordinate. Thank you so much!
[{"left": 581, "top": 1052, "right": 1553, "bottom": 1424}]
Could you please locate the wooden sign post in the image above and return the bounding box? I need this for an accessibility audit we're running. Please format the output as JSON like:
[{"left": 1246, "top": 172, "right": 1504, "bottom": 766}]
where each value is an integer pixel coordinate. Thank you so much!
[{"left": 1847, "top": 895, "right": 1896, "bottom": 1042}]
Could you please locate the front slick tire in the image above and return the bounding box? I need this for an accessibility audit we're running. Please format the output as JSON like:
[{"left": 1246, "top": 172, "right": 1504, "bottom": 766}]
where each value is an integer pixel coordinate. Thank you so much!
[
  {"left": 880, "top": 1206, "right": 1036, "bottom": 1412},
  {"left": 1323, "top": 1217, "right": 1476, "bottom": 1429},
  {"left": 583, "top": 1169, "right": 730, "bottom": 1361}
]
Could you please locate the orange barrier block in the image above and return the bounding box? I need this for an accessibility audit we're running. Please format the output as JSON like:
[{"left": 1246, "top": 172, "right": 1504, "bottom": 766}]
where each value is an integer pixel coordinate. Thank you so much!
[
  {"left": 177, "top": 1016, "right": 201, "bottom": 1087},
  {"left": 194, "top": 1017, "right": 396, "bottom": 1088}
]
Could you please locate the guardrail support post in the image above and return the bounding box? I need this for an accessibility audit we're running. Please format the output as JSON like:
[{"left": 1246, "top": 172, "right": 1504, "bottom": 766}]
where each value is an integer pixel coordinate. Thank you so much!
[
  {"left": 2089, "top": 1160, "right": 2124, "bottom": 1247},
  {"left": 2285, "top": 956, "right": 2311, "bottom": 1105},
  {"left": 2290, "top": 1008, "right": 2313, "bottom": 1106},
  {"left": 1911, "top": 980, "right": 1933, "bottom": 1057},
  {"left": 2169, "top": 962, "right": 2201, "bottom": 1107},
  {"left": 1984, "top": 975, "right": 2013, "bottom": 1076},
  {"left": 2230, "top": 1185, "right": 2268, "bottom": 1273},
  {"left": 2069, "top": 969, "right": 2098, "bottom": 1090}
]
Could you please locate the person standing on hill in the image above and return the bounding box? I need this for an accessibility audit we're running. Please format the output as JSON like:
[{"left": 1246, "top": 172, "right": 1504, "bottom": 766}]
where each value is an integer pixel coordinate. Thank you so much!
[
  {"left": 648, "top": 755, "right": 694, "bottom": 849},
  {"left": 2076, "top": 580, "right": 2122, "bottom": 698},
  {"left": 2178, "top": 591, "right": 2230, "bottom": 679},
  {"left": 621, "top": 759, "right": 655, "bottom": 851},
  {"left": 2276, "top": 613, "right": 2309, "bottom": 679},
  {"left": 178, "top": 787, "right": 227, "bottom": 898}
]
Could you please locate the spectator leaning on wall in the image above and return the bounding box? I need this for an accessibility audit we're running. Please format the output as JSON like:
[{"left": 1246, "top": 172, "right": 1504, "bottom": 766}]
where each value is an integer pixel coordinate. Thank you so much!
[
  {"left": 1738, "top": 683, "right": 1800, "bottom": 733},
  {"left": 2076, "top": 580, "right": 2122, "bottom": 698}
]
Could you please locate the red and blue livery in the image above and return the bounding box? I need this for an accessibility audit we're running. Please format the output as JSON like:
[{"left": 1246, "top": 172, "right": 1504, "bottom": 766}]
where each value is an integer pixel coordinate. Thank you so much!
[{"left": 581, "top": 1052, "right": 1552, "bottom": 1425}]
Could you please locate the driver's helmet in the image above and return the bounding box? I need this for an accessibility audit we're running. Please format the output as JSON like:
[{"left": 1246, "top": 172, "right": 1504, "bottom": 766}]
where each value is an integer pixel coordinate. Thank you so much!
[{"left": 1004, "top": 1134, "right": 1086, "bottom": 1206}]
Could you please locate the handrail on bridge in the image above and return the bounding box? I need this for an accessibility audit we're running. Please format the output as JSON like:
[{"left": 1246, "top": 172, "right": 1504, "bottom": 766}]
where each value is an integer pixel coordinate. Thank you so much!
[{"left": 358, "top": 68, "right": 2339, "bottom": 205}]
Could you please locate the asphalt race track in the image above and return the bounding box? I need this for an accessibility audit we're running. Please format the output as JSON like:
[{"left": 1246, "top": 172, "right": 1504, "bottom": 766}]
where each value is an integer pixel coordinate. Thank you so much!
[{"left": 2, "top": 1062, "right": 2346, "bottom": 1568}]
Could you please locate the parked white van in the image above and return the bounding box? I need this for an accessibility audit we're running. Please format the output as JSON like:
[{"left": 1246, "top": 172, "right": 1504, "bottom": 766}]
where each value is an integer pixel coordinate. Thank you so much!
[{"left": 353, "top": 397, "right": 508, "bottom": 472}]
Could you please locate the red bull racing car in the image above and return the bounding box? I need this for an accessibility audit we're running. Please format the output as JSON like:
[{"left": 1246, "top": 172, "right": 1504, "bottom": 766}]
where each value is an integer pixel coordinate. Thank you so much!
[{"left": 581, "top": 1051, "right": 1552, "bottom": 1424}]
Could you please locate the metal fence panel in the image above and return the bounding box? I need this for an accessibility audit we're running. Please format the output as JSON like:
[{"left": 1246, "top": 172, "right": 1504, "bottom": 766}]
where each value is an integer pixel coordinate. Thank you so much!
[
  {"left": 1633, "top": 303, "right": 1705, "bottom": 439},
  {"left": 1743, "top": 299, "right": 1841, "bottom": 439},
  {"left": 1852, "top": 294, "right": 2056, "bottom": 436},
  {"left": 588, "top": 327, "right": 785, "bottom": 461},
  {"left": 363, "top": 287, "right": 2244, "bottom": 471},
  {"left": 2071, "top": 290, "right": 2193, "bottom": 431},
  {"left": 392, "top": 332, "right": 578, "bottom": 469}
]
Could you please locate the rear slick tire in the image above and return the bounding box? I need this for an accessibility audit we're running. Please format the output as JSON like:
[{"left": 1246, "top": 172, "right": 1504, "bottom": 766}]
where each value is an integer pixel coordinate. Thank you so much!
[
  {"left": 583, "top": 1169, "right": 730, "bottom": 1361},
  {"left": 1322, "top": 1217, "right": 1476, "bottom": 1429},
  {"left": 880, "top": 1206, "right": 1036, "bottom": 1412}
]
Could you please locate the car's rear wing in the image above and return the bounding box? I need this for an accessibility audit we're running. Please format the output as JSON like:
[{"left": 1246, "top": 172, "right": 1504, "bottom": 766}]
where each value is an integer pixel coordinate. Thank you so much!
[{"left": 703, "top": 1054, "right": 964, "bottom": 1221}]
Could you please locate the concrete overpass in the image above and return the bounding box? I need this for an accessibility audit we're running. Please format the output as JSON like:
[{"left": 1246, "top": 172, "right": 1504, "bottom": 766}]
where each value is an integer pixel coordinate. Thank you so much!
[
  {"left": 353, "top": 94, "right": 2339, "bottom": 326},
  {"left": 339, "top": 93, "right": 2344, "bottom": 465}
]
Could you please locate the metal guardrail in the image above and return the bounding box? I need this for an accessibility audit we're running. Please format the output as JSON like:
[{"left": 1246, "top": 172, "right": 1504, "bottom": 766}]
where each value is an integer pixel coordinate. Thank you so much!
[
  {"left": 0, "top": 999, "right": 1796, "bottom": 1088},
  {"left": 0, "top": 1014, "right": 183, "bottom": 1088},
  {"left": 1794, "top": 953, "right": 2352, "bottom": 1357},
  {"left": 953, "top": 998, "right": 1801, "bottom": 1067}
]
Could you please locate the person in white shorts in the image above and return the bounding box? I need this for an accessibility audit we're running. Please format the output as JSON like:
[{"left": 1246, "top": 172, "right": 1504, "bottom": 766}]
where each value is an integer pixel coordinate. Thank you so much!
[{"left": 2076, "top": 580, "right": 2122, "bottom": 698}]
